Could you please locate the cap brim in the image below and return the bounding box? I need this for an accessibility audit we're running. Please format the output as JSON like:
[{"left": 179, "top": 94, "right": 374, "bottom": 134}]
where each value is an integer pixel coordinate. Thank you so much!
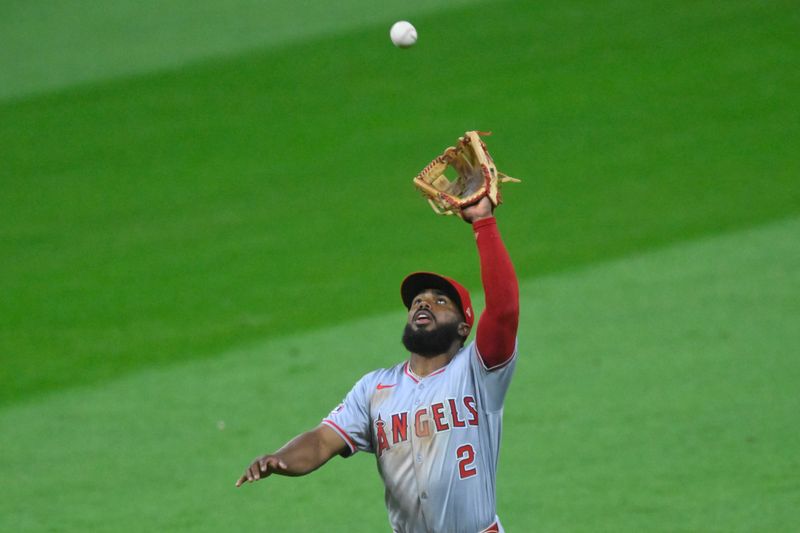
[{"left": 401, "top": 272, "right": 464, "bottom": 311}]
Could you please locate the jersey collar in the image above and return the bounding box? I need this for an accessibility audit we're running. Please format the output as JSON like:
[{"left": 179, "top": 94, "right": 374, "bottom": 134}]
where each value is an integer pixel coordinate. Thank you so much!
[{"left": 403, "top": 361, "right": 448, "bottom": 383}]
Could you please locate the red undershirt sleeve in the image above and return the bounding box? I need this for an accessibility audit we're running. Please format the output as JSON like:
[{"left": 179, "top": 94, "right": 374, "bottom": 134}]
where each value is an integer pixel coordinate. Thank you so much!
[{"left": 472, "top": 217, "right": 519, "bottom": 369}]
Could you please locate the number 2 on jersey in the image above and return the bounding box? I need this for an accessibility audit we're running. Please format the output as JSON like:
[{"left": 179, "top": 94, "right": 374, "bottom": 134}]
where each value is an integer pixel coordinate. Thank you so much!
[{"left": 456, "top": 444, "right": 477, "bottom": 479}]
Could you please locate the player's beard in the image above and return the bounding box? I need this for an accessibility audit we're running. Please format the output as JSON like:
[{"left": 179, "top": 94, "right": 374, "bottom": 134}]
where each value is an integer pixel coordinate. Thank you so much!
[{"left": 402, "top": 319, "right": 464, "bottom": 358}]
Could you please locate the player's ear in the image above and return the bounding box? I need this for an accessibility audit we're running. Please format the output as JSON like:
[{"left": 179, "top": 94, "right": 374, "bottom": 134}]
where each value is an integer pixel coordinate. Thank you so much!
[{"left": 458, "top": 322, "right": 470, "bottom": 338}]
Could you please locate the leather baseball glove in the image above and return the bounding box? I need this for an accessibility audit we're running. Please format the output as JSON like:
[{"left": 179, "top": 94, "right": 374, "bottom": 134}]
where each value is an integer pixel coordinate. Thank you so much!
[{"left": 413, "top": 131, "right": 519, "bottom": 218}]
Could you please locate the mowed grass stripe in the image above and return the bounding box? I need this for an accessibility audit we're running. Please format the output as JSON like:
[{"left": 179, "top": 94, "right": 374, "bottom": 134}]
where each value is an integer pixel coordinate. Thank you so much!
[
  {"left": 2, "top": 0, "right": 799, "bottom": 405},
  {"left": 1, "top": 216, "right": 798, "bottom": 531},
  {"left": 0, "top": 0, "right": 485, "bottom": 101}
]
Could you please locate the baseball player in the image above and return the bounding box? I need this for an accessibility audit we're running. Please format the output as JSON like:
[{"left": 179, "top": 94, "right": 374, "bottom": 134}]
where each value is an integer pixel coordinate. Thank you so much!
[{"left": 236, "top": 196, "right": 519, "bottom": 533}]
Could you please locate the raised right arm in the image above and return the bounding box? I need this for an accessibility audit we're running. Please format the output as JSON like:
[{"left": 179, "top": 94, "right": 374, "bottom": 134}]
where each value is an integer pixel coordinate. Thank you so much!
[{"left": 235, "top": 424, "right": 348, "bottom": 486}]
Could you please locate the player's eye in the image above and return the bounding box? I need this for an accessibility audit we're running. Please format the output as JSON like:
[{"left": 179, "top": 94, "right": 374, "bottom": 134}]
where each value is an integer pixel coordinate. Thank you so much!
[{"left": 437, "top": 298, "right": 447, "bottom": 305}]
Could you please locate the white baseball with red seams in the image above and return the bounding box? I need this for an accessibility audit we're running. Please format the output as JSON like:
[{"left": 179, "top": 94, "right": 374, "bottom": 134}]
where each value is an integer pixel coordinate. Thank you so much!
[
  {"left": 390, "top": 21, "right": 418, "bottom": 48},
  {"left": 323, "top": 339, "right": 516, "bottom": 533}
]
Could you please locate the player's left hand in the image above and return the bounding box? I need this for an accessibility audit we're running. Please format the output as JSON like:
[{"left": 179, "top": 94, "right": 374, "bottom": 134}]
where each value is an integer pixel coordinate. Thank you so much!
[{"left": 461, "top": 196, "right": 494, "bottom": 224}]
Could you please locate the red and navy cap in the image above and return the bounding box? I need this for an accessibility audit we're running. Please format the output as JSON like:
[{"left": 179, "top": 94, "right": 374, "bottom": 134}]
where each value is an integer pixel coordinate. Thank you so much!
[{"left": 400, "top": 272, "right": 474, "bottom": 328}]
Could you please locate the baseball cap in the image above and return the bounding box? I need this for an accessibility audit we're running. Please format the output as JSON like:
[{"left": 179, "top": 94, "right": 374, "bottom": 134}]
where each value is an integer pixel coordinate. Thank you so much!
[{"left": 400, "top": 272, "right": 474, "bottom": 328}]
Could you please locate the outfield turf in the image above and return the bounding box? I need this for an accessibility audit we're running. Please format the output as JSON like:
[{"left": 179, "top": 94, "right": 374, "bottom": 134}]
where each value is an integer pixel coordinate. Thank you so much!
[
  {"left": 1, "top": 217, "right": 798, "bottom": 531},
  {"left": 1, "top": 0, "right": 799, "bottom": 530}
]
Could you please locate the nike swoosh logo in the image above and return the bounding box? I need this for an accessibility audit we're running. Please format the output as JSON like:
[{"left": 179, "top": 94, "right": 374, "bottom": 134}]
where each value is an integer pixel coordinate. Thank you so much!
[{"left": 376, "top": 383, "right": 396, "bottom": 390}]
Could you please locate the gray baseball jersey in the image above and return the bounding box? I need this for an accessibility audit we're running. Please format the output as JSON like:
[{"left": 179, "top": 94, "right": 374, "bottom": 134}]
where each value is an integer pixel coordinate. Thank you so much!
[{"left": 322, "top": 339, "right": 517, "bottom": 533}]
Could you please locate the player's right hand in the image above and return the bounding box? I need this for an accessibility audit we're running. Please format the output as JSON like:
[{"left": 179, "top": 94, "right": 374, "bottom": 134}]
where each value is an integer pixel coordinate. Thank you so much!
[{"left": 235, "top": 455, "right": 287, "bottom": 487}]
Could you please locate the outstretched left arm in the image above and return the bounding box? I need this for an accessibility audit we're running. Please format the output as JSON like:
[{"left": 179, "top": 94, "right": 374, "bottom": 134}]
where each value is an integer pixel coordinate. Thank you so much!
[{"left": 462, "top": 199, "right": 520, "bottom": 369}]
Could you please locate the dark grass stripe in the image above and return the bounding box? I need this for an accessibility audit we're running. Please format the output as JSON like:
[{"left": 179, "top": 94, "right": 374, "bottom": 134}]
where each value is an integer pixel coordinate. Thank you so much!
[{"left": 1, "top": 0, "right": 798, "bottom": 406}]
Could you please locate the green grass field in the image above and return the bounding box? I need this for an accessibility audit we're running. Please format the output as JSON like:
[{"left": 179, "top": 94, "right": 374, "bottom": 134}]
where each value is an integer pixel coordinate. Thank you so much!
[{"left": 1, "top": 0, "right": 799, "bottom": 530}]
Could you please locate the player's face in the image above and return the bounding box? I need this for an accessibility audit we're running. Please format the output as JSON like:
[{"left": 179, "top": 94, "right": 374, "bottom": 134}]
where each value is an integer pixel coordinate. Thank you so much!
[
  {"left": 402, "top": 289, "right": 468, "bottom": 357},
  {"left": 406, "top": 289, "right": 463, "bottom": 330}
]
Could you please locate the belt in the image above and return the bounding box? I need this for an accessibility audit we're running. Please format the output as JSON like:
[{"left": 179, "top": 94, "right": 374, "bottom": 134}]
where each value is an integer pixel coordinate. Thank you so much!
[{"left": 478, "top": 520, "right": 500, "bottom": 533}]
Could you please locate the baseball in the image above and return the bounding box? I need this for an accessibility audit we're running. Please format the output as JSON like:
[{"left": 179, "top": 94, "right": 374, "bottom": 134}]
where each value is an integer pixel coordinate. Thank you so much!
[{"left": 390, "top": 21, "right": 417, "bottom": 48}]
